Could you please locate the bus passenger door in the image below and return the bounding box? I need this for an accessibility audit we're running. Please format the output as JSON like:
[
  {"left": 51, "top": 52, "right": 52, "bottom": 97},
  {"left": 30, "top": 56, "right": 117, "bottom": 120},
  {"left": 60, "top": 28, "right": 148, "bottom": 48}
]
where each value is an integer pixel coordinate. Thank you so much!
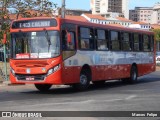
[{"left": 61, "top": 30, "right": 78, "bottom": 84}]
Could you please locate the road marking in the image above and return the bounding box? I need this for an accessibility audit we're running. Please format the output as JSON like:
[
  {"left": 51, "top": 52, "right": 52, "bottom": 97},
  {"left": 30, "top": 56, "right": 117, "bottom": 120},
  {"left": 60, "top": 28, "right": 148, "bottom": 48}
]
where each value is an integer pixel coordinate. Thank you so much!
[
  {"left": 102, "top": 99, "right": 123, "bottom": 102},
  {"left": 0, "top": 95, "right": 138, "bottom": 110},
  {"left": 125, "top": 95, "right": 137, "bottom": 100}
]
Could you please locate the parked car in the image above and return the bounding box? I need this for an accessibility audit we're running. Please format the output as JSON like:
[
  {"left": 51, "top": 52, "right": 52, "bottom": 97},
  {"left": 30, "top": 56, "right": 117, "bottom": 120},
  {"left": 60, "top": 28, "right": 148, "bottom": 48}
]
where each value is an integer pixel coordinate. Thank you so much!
[{"left": 156, "top": 52, "right": 160, "bottom": 64}]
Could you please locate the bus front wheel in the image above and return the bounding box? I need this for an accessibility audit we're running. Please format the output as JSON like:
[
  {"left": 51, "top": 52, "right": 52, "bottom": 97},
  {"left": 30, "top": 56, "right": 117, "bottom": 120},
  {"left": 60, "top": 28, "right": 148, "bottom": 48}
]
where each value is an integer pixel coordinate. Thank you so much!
[
  {"left": 72, "top": 70, "right": 90, "bottom": 91},
  {"left": 35, "top": 84, "right": 52, "bottom": 92}
]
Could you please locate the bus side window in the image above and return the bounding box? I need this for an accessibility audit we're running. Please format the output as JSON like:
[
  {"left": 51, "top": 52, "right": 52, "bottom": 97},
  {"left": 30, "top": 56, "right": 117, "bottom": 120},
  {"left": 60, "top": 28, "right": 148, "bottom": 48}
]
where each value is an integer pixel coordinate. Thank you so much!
[
  {"left": 143, "top": 34, "right": 150, "bottom": 52},
  {"left": 79, "top": 27, "right": 94, "bottom": 50},
  {"left": 133, "top": 33, "right": 139, "bottom": 51},
  {"left": 62, "top": 30, "right": 76, "bottom": 50},
  {"left": 129, "top": 33, "right": 134, "bottom": 51},
  {"left": 121, "top": 32, "right": 130, "bottom": 51},
  {"left": 110, "top": 31, "right": 120, "bottom": 51},
  {"left": 96, "top": 29, "right": 108, "bottom": 50},
  {"left": 139, "top": 34, "right": 143, "bottom": 51},
  {"left": 150, "top": 35, "right": 154, "bottom": 51}
]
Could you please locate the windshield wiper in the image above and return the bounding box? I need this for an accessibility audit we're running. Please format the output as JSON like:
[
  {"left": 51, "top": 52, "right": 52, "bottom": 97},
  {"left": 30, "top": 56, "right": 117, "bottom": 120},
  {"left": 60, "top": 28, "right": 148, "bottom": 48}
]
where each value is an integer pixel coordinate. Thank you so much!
[{"left": 45, "top": 30, "right": 51, "bottom": 52}]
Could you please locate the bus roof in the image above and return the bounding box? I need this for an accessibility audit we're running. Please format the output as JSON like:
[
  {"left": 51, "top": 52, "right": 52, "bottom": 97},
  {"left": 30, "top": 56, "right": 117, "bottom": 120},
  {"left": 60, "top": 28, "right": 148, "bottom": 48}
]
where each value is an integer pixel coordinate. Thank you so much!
[
  {"left": 11, "top": 17, "right": 154, "bottom": 35},
  {"left": 60, "top": 18, "right": 154, "bottom": 34}
]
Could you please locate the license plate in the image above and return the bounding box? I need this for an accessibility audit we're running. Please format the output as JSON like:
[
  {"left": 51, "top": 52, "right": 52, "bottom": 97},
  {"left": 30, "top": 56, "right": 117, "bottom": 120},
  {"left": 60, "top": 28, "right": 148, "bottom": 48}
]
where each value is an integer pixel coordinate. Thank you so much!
[{"left": 26, "top": 76, "right": 35, "bottom": 81}]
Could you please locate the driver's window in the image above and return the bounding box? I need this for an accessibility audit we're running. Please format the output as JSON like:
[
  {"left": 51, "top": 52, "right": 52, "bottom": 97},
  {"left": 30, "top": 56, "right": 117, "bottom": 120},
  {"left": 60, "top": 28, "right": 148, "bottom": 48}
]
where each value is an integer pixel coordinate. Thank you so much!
[{"left": 62, "top": 30, "right": 76, "bottom": 50}]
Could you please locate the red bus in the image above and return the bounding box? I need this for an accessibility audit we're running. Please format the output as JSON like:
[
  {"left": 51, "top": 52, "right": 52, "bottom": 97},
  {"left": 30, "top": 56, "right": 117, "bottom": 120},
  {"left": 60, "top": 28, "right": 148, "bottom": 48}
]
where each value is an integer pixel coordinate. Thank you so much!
[{"left": 9, "top": 17, "right": 155, "bottom": 91}]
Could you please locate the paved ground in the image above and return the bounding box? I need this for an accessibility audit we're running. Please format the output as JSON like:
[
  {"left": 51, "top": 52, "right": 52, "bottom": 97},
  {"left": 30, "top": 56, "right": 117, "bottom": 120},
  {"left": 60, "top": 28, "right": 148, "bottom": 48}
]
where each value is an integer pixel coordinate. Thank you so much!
[{"left": 0, "top": 71, "right": 160, "bottom": 120}]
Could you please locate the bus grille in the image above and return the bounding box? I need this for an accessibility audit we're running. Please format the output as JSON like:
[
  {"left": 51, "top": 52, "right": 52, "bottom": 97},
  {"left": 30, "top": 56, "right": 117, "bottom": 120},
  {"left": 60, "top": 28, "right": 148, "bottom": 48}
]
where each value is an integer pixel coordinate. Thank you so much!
[{"left": 15, "top": 74, "right": 46, "bottom": 81}]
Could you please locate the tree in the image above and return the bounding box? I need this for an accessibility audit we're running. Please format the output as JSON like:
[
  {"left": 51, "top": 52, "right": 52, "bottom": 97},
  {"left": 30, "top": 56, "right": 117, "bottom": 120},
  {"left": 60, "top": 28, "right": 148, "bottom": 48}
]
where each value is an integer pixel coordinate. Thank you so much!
[
  {"left": 0, "top": 0, "right": 10, "bottom": 45},
  {"left": 0, "top": 0, "right": 57, "bottom": 44},
  {"left": 9, "top": 0, "right": 57, "bottom": 19},
  {"left": 152, "top": 29, "right": 160, "bottom": 41}
]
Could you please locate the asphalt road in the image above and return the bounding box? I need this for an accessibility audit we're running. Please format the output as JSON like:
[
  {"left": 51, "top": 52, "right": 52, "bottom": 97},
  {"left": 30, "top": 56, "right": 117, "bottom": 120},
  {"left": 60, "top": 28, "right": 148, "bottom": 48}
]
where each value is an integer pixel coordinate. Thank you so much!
[{"left": 0, "top": 71, "right": 160, "bottom": 120}]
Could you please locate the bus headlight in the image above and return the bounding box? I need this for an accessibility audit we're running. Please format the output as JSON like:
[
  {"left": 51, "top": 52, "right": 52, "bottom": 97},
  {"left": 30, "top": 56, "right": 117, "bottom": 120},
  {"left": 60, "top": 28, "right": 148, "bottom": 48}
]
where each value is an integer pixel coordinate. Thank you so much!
[
  {"left": 10, "top": 67, "right": 15, "bottom": 76},
  {"left": 47, "top": 64, "right": 60, "bottom": 76}
]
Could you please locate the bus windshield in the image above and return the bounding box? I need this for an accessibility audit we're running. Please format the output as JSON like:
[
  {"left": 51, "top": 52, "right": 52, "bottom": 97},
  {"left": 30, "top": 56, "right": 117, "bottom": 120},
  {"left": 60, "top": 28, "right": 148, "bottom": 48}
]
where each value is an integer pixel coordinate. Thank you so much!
[{"left": 11, "top": 31, "right": 60, "bottom": 59}]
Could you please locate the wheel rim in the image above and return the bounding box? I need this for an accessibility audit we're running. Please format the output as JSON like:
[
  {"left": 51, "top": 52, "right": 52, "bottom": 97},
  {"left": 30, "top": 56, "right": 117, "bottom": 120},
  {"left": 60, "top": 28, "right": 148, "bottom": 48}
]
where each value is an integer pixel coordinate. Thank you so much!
[
  {"left": 80, "top": 74, "right": 88, "bottom": 85},
  {"left": 132, "top": 68, "right": 137, "bottom": 81}
]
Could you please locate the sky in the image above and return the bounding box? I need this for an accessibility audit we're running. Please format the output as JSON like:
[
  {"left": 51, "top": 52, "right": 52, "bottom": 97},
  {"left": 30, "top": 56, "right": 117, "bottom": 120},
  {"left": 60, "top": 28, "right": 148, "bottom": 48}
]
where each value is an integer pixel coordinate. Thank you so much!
[{"left": 53, "top": 0, "right": 160, "bottom": 10}]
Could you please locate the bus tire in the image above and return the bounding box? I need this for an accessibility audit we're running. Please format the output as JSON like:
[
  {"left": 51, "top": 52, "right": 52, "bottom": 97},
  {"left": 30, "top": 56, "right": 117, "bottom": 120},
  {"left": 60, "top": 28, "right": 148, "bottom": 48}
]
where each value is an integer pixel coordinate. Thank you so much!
[
  {"left": 121, "top": 65, "right": 138, "bottom": 84},
  {"left": 35, "top": 84, "right": 52, "bottom": 92},
  {"left": 72, "top": 70, "right": 90, "bottom": 91},
  {"left": 129, "top": 65, "right": 138, "bottom": 83}
]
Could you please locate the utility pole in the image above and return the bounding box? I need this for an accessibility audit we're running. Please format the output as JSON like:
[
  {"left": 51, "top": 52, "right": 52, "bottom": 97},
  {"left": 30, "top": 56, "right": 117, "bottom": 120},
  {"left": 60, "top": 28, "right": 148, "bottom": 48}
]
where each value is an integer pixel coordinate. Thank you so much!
[
  {"left": 61, "top": 0, "right": 66, "bottom": 18},
  {"left": 2, "top": 0, "right": 8, "bottom": 81},
  {"left": 3, "top": 33, "right": 7, "bottom": 81}
]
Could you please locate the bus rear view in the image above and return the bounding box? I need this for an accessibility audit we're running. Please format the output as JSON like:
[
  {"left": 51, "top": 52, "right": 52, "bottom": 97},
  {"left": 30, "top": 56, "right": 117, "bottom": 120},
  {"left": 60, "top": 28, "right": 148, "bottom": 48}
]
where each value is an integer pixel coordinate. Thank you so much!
[{"left": 10, "top": 18, "right": 62, "bottom": 91}]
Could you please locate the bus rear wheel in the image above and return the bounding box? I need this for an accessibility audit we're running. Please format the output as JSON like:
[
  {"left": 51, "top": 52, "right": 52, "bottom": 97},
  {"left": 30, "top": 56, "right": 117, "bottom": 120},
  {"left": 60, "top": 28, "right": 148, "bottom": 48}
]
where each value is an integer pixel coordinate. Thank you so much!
[
  {"left": 72, "top": 70, "right": 90, "bottom": 91},
  {"left": 35, "top": 84, "right": 52, "bottom": 92},
  {"left": 129, "top": 65, "right": 138, "bottom": 83},
  {"left": 121, "top": 65, "right": 138, "bottom": 84}
]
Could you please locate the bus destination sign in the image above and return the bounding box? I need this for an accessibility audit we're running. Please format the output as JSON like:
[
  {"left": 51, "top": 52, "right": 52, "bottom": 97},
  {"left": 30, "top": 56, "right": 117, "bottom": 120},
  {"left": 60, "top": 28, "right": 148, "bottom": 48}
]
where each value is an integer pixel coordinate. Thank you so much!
[
  {"left": 19, "top": 21, "right": 50, "bottom": 28},
  {"left": 12, "top": 19, "right": 57, "bottom": 29}
]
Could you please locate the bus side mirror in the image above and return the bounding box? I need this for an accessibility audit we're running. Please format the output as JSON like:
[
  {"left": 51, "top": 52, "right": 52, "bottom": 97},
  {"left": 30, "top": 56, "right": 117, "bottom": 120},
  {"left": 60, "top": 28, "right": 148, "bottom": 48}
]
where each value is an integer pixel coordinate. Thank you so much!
[
  {"left": 67, "top": 33, "right": 71, "bottom": 43},
  {"left": 2, "top": 34, "right": 7, "bottom": 44}
]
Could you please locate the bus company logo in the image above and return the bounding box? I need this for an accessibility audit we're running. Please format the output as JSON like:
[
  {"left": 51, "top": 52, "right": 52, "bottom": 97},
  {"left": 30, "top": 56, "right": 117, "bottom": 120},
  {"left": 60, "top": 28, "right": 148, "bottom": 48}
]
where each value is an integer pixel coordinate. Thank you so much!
[
  {"left": 42, "top": 68, "right": 46, "bottom": 72},
  {"left": 2, "top": 112, "right": 11, "bottom": 117},
  {"left": 26, "top": 68, "right": 31, "bottom": 73}
]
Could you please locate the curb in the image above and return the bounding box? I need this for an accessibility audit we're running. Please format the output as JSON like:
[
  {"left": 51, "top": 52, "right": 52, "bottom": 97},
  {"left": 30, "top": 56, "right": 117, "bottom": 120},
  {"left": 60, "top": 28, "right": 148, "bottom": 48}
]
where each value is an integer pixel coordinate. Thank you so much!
[{"left": 0, "top": 81, "right": 25, "bottom": 86}]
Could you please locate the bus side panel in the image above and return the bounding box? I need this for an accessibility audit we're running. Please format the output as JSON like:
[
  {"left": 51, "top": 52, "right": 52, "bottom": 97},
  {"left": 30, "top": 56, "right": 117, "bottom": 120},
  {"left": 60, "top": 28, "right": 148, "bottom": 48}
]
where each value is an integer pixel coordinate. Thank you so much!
[
  {"left": 62, "top": 66, "right": 80, "bottom": 84},
  {"left": 138, "top": 63, "right": 155, "bottom": 77},
  {"left": 61, "top": 50, "right": 155, "bottom": 83},
  {"left": 106, "top": 64, "right": 130, "bottom": 80},
  {"left": 137, "top": 64, "right": 144, "bottom": 77},
  {"left": 92, "top": 65, "right": 108, "bottom": 81},
  {"left": 92, "top": 64, "right": 131, "bottom": 81},
  {"left": 114, "top": 64, "right": 131, "bottom": 79}
]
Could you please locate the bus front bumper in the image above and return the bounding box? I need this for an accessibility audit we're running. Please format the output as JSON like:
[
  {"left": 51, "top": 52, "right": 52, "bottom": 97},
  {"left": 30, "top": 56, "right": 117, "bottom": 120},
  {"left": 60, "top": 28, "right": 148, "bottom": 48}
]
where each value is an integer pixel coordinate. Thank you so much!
[{"left": 10, "top": 70, "right": 62, "bottom": 85}]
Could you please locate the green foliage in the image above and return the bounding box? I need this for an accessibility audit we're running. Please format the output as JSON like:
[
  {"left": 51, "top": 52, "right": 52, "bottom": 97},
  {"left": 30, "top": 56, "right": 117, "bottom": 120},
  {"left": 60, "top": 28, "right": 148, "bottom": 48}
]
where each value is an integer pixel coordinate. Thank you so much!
[
  {"left": 152, "top": 29, "right": 160, "bottom": 41},
  {"left": 0, "top": 0, "right": 57, "bottom": 45},
  {"left": 9, "top": 0, "right": 57, "bottom": 18}
]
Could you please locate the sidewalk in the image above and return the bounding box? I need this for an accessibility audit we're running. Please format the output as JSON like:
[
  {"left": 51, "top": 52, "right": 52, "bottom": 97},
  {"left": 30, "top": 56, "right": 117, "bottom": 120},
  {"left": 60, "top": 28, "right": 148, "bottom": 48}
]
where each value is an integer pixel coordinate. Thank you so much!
[
  {"left": 156, "top": 66, "right": 160, "bottom": 71},
  {"left": 0, "top": 80, "right": 25, "bottom": 86},
  {"left": 0, "top": 80, "right": 67, "bottom": 88}
]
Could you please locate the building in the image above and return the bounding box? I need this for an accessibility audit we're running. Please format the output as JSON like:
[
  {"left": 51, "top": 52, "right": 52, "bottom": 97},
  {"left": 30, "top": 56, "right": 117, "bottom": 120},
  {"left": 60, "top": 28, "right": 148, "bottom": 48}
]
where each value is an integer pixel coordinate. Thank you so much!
[
  {"left": 82, "top": 13, "right": 108, "bottom": 24},
  {"left": 152, "top": 3, "right": 160, "bottom": 24},
  {"left": 113, "top": 17, "right": 132, "bottom": 27},
  {"left": 81, "top": 13, "right": 132, "bottom": 27},
  {"left": 90, "top": 0, "right": 129, "bottom": 19},
  {"left": 65, "top": 9, "right": 91, "bottom": 16},
  {"left": 52, "top": 8, "right": 91, "bottom": 16},
  {"left": 129, "top": 3, "right": 160, "bottom": 24},
  {"left": 65, "top": 15, "right": 88, "bottom": 22},
  {"left": 128, "top": 22, "right": 151, "bottom": 30},
  {"left": 129, "top": 7, "right": 153, "bottom": 23}
]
